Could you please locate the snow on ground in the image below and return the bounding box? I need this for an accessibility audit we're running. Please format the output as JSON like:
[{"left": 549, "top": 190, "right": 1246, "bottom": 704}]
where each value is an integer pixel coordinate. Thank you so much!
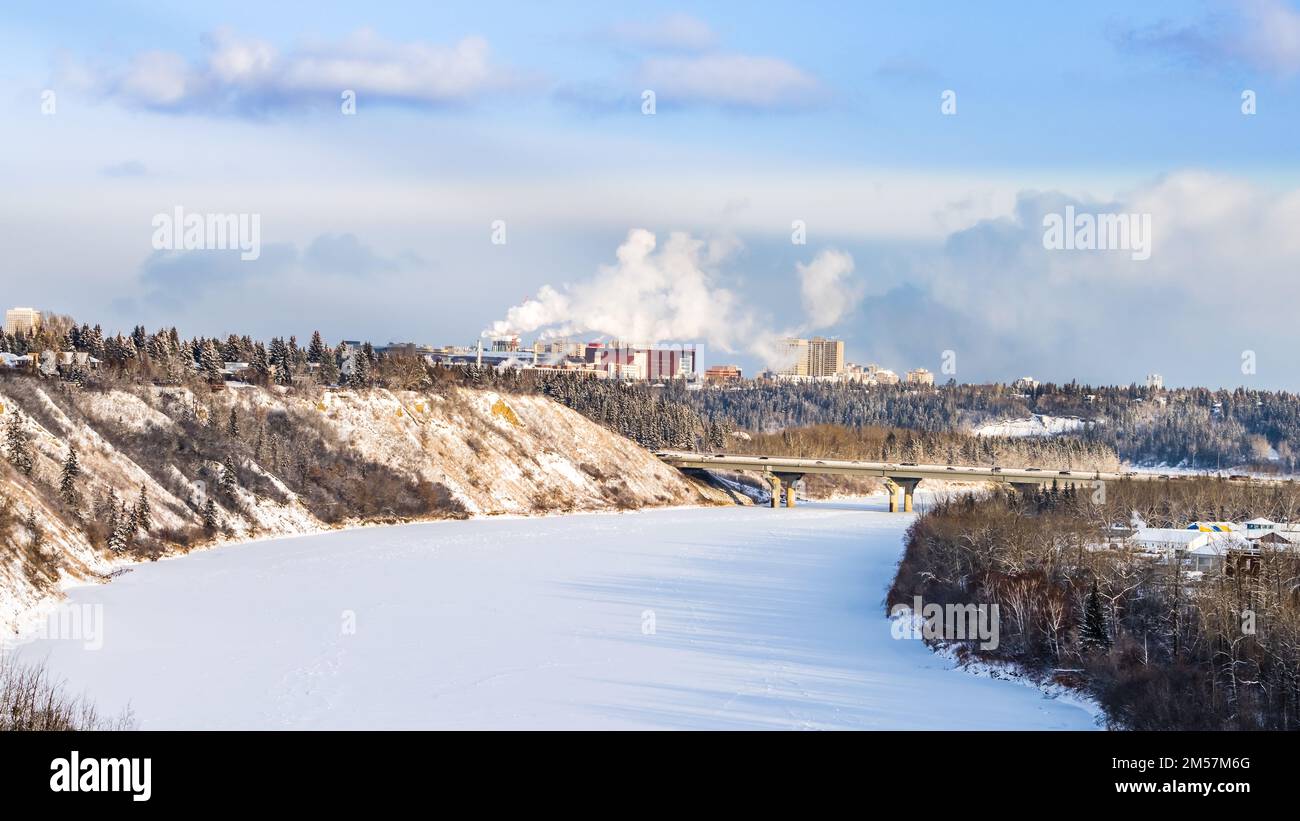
[
  {"left": 9, "top": 497, "right": 1099, "bottom": 730},
  {"left": 974, "top": 414, "right": 1088, "bottom": 438},
  {"left": 1124, "top": 463, "right": 1298, "bottom": 480}
]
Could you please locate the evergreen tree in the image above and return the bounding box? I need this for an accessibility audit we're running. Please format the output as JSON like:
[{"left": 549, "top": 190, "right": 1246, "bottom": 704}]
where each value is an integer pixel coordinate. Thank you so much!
[
  {"left": 202, "top": 497, "right": 220, "bottom": 533},
  {"left": 124, "top": 499, "right": 139, "bottom": 540},
  {"left": 318, "top": 350, "right": 339, "bottom": 386},
  {"left": 269, "top": 337, "right": 293, "bottom": 385},
  {"left": 220, "top": 456, "right": 238, "bottom": 498},
  {"left": 1080, "top": 581, "right": 1112, "bottom": 652},
  {"left": 5, "top": 410, "right": 33, "bottom": 476},
  {"left": 104, "top": 489, "right": 120, "bottom": 536},
  {"left": 199, "top": 339, "right": 225, "bottom": 382},
  {"left": 308, "top": 331, "right": 326, "bottom": 364},
  {"left": 58, "top": 446, "right": 81, "bottom": 506},
  {"left": 226, "top": 407, "right": 240, "bottom": 438},
  {"left": 350, "top": 352, "right": 370, "bottom": 388},
  {"left": 133, "top": 483, "right": 152, "bottom": 534},
  {"left": 251, "top": 343, "right": 271, "bottom": 383},
  {"left": 107, "top": 512, "right": 128, "bottom": 553}
]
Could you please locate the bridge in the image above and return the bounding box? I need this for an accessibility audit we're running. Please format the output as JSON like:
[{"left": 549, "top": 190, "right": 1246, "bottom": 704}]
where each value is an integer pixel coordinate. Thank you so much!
[{"left": 655, "top": 451, "right": 1277, "bottom": 511}]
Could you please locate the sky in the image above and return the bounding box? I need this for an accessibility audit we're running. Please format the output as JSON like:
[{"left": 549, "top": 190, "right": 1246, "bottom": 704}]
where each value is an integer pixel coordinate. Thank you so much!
[{"left": 2, "top": 0, "right": 1300, "bottom": 388}]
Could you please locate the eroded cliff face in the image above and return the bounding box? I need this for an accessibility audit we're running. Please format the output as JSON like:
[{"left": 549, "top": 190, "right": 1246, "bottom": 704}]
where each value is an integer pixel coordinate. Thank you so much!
[{"left": 0, "top": 381, "right": 734, "bottom": 635}]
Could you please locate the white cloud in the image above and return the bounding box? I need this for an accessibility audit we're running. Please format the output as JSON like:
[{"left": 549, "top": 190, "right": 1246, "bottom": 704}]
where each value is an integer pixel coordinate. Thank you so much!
[
  {"left": 1117, "top": 0, "right": 1300, "bottom": 76},
  {"left": 92, "top": 27, "right": 522, "bottom": 113},
  {"left": 1239, "top": 0, "right": 1300, "bottom": 74},
  {"left": 607, "top": 13, "right": 718, "bottom": 52},
  {"left": 902, "top": 171, "right": 1300, "bottom": 382},
  {"left": 119, "top": 50, "right": 192, "bottom": 107},
  {"left": 640, "top": 53, "right": 823, "bottom": 109}
]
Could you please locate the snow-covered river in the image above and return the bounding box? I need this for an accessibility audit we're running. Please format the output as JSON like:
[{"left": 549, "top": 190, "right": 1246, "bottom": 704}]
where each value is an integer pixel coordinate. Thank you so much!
[{"left": 14, "top": 497, "right": 1099, "bottom": 729}]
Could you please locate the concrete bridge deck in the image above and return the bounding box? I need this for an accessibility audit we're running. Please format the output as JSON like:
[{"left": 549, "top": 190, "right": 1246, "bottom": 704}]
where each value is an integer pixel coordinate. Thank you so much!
[{"left": 655, "top": 450, "right": 1282, "bottom": 511}]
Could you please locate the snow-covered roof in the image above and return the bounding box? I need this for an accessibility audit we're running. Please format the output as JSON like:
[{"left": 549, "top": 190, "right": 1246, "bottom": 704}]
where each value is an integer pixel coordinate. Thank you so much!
[
  {"left": 1187, "top": 536, "right": 1250, "bottom": 556},
  {"left": 1186, "top": 521, "right": 1236, "bottom": 532},
  {"left": 1244, "top": 517, "right": 1276, "bottom": 526},
  {"left": 1133, "top": 528, "right": 1207, "bottom": 545}
]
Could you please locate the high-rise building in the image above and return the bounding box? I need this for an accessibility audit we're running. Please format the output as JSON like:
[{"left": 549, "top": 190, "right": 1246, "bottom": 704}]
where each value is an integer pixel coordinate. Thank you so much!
[
  {"left": 1146, "top": 373, "right": 1163, "bottom": 391},
  {"left": 906, "top": 368, "right": 934, "bottom": 386},
  {"left": 4, "top": 307, "right": 40, "bottom": 336},
  {"left": 777, "top": 337, "right": 844, "bottom": 379}
]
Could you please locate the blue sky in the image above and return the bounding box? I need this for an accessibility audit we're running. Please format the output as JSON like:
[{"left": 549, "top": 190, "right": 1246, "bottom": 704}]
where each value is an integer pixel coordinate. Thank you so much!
[{"left": 3, "top": 1, "right": 1300, "bottom": 387}]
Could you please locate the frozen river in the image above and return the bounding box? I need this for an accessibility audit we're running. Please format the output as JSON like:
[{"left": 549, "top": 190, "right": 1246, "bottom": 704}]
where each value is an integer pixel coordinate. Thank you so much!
[{"left": 14, "top": 497, "right": 1098, "bottom": 729}]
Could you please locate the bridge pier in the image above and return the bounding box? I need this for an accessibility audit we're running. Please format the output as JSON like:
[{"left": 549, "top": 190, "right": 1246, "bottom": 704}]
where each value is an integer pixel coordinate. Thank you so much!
[
  {"left": 886, "top": 477, "right": 922, "bottom": 513},
  {"left": 775, "top": 473, "right": 804, "bottom": 507},
  {"left": 883, "top": 478, "right": 899, "bottom": 512},
  {"left": 766, "top": 473, "right": 782, "bottom": 508}
]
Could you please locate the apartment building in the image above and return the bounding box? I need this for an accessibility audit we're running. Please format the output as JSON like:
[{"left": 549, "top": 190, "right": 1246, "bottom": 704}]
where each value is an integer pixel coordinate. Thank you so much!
[{"left": 4, "top": 307, "right": 41, "bottom": 336}]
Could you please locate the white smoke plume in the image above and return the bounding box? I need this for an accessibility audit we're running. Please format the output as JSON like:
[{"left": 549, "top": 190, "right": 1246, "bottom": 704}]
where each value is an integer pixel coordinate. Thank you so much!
[
  {"left": 797, "top": 249, "right": 861, "bottom": 330},
  {"left": 485, "top": 228, "right": 859, "bottom": 365}
]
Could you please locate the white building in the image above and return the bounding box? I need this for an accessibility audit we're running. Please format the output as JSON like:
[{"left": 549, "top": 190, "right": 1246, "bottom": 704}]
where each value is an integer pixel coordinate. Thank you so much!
[
  {"left": 1146, "top": 373, "right": 1163, "bottom": 390},
  {"left": 1131, "top": 528, "right": 1215, "bottom": 555},
  {"left": 4, "top": 307, "right": 40, "bottom": 336},
  {"left": 906, "top": 368, "right": 934, "bottom": 386}
]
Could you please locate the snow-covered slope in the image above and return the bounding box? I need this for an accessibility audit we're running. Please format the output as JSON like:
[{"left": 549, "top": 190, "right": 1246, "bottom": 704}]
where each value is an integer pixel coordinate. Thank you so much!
[
  {"left": 0, "top": 383, "right": 730, "bottom": 637},
  {"left": 973, "top": 414, "right": 1089, "bottom": 438}
]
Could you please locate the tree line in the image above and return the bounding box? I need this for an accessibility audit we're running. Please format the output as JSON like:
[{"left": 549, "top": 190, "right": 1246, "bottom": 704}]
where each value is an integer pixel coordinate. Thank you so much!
[{"left": 890, "top": 479, "right": 1300, "bottom": 729}]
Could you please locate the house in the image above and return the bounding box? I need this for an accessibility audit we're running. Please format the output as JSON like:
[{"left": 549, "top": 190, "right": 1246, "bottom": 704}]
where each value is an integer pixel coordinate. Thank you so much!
[
  {"left": 1186, "top": 536, "right": 1253, "bottom": 572},
  {"left": 1187, "top": 534, "right": 1265, "bottom": 573},
  {"left": 1242, "top": 517, "right": 1277, "bottom": 535},
  {"left": 1250, "top": 531, "right": 1295, "bottom": 547}
]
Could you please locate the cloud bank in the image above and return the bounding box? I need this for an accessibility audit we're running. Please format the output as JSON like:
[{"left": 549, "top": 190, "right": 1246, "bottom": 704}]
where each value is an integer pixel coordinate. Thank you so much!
[
  {"left": 1115, "top": 0, "right": 1300, "bottom": 76},
  {"left": 79, "top": 27, "right": 522, "bottom": 115}
]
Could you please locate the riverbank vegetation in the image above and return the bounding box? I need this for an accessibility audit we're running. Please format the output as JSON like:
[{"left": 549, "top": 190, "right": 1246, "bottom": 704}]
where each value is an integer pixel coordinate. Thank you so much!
[{"left": 889, "top": 479, "right": 1300, "bottom": 729}]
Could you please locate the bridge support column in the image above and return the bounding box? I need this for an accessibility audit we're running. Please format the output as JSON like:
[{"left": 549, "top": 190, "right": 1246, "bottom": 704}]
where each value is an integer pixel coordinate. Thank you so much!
[
  {"left": 887, "top": 477, "right": 922, "bottom": 513},
  {"left": 883, "top": 478, "right": 900, "bottom": 513},
  {"left": 775, "top": 473, "right": 803, "bottom": 507},
  {"left": 766, "top": 473, "right": 782, "bottom": 509},
  {"left": 902, "top": 478, "right": 921, "bottom": 512}
]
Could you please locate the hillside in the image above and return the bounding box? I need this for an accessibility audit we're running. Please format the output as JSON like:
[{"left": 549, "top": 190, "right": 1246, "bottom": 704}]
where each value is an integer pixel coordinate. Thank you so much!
[{"left": 0, "top": 380, "right": 733, "bottom": 636}]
